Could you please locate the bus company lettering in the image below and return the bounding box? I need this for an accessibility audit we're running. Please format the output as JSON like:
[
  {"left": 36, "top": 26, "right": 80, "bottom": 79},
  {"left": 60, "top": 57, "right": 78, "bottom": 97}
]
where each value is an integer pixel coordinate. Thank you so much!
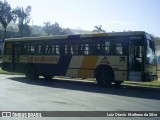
[{"left": 27, "top": 56, "right": 59, "bottom": 64}]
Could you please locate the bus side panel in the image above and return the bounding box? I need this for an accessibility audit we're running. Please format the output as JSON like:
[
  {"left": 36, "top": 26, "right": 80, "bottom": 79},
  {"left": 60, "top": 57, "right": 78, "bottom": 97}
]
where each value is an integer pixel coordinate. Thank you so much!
[
  {"left": 21, "top": 55, "right": 72, "bottom": 76},
  {"left": 66, "top": 56, "right": 84, "bottom": 77},
  {"left": 55, "top": 55, "right": 72, "bottom": 76},
  {"left": 77, "top": 56, "right": 98, "bottom": 78}
]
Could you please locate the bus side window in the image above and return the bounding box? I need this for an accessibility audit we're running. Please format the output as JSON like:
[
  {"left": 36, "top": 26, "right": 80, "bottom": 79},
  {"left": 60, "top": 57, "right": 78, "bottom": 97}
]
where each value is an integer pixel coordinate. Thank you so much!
[
  {"left": 45, "top": 45, "right": 49, "bottom": 54},
  {"left": 104, "top": 41, "right": 110, "bottom": 54},
  {"left": 79, "top": 44, "right": 84, "bottom": 55},
  {"left": 23, "top": 43, "right": 29, "bottom": 55},
  {"left": 22, "top": 45, "right": 26, "bottom": 55},
  {"left": 116, "top": 43, "right": 122, "bottom": 54},
  {"left": 38, "top": 45, "right": 43, "bottom": 55},
  {"left": 65, "top": 45, "right": 68, "bottom": 55},
  {"left": 84, "top": 44, "right": 89, "bottom": 55},
  {"left": 59, "top": 44, "right": 65, "bottom": 55},
  {"left": 55, "top": 45, "right": 60, "bottom": 55},
  {"left": 64, "top": 45, "right": 71, "bottom": 55},
  {"left": 23, "top": 45, "right": 26, "bottom": 55},
  {"left": 50, "top": 45, "right": 54, "bottom": 54},
  {"left": 91, "top": 43, "right": 101, "bottom": 55},
  {"left": 71, "top": 44, "right": 78, "bottom": 55},
  {"left": 30, "top": 45, "right": 35, "bottom": 54},
  {"left": 115, "top": 41, "right": 127, "bottom": 55}
]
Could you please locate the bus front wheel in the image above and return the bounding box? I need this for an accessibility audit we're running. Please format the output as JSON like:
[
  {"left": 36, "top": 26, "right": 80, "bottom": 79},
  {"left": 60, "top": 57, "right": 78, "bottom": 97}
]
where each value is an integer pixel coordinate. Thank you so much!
[{"left": 25, "top": 66, "right": 38, "bottom": 80}]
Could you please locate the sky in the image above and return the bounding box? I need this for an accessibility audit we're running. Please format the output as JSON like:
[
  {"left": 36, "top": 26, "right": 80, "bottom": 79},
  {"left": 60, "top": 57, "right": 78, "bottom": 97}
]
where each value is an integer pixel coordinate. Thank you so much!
[{"left": 5, "top": 0, "right": 160, "bottom": 37}]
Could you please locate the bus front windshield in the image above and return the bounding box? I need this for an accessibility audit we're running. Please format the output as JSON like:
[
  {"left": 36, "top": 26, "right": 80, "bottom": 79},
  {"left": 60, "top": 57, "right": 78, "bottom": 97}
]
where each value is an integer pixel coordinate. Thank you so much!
[{"left": 146, "top": 39, "right": 156, "bottom": 64}]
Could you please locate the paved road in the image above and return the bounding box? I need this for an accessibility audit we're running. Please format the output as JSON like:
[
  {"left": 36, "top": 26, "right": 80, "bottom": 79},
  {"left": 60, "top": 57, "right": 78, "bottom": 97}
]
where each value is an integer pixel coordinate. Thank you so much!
[{"left": 0, "top": 74, "right": 160, "bottom": 120}]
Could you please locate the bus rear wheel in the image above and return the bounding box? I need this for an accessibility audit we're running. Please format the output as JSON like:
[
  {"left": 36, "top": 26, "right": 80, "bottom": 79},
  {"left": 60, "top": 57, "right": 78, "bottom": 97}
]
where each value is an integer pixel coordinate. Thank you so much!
[
  {"left": 114, "top": 81, "right": 123, "bottom": 86},
  {"left": 25, "top": 66, "right": 38, "bottom": 80},
  {"left": 96, "top": 70, "right": 113, "bottom": 86}
]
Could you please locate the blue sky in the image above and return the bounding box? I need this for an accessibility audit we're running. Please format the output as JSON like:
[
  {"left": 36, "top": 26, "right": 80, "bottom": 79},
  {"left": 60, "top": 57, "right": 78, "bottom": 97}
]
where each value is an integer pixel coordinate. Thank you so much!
[{"left": 6, "top": 0, "right": 160, "bottom": 37}]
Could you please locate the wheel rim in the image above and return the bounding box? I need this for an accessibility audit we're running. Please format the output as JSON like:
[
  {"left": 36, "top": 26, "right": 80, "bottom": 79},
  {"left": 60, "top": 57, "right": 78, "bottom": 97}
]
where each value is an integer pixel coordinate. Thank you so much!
[{"left": 97, "top": 72, "right": 112, "bottom": 85}]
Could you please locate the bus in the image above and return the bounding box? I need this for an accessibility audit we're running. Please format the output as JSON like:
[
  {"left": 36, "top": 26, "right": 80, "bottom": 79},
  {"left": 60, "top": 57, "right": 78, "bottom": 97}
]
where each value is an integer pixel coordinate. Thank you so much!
[{"left": 2, "top": 31, "right": 157, "bottom": 86}]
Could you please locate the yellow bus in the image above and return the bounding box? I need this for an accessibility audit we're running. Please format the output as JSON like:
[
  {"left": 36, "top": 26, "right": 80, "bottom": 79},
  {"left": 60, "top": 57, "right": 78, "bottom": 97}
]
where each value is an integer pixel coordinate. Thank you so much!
[{"left": 2, "top": 31, "right": 157, "bottom": 86}]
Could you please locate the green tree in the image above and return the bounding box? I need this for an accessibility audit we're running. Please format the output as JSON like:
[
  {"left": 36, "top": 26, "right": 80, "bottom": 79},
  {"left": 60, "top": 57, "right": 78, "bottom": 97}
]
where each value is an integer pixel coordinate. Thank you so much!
[
  {"left": 31, "top": 25, "right": 44, "bottom": 36},
  {"left": 62, "top": 28, "right": 73, "bottom": 35},
  {"left": 12, "top": 6, "right": 32, "bottom": 37},
  {"left": 0, "top": 0, "right": 12, "bottom": 38},
  {"left": 51, "top": 22, "right": 62, "bottom": 35},
  {"left": 43, "top": 21, "right": 52, "bottom": 36},
  {"left": 92, "top": 25, "right": 105, "bottom": 33},
  {"left": 43, "top": 22, "right": 63, "bottom": 35}
]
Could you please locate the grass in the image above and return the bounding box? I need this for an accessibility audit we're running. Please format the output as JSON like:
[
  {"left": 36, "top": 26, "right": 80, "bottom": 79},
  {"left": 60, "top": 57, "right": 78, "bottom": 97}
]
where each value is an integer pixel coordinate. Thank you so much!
[
  {"left": 0, "top": 69, "right": 23, "bottom": 75},
  {"left": 124, "top": 80, "right": 160, "bottom": 88},
  {"left": 0, "top": 69, "right": 160, "bottom": 88}
]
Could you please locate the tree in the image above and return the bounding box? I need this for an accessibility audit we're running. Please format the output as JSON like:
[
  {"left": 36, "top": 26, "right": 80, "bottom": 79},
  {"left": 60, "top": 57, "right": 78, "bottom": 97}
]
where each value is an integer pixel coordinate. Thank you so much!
[
  {"left": 43, "top": 21, "right": 53, "bottom": 36},
  {"left": 52, "top": 22, "right": 62, "bottom": 35},
  {"left": 92, "top": 25, "right": 105, "bottom": 33},
  {"left": 0, "top": 0, "right": 12, "bottom": 38},
  {"left": 43, "top": 22, "right": 63, "bottom": 35},
  {"left": 31, "top": 25, "right": 44, "bottom": 36},
  {"left": 12, "top": 6, "right": 32, "bottom": 37},
  {"left": 61, "top": 28, "right": 73, "bottom": 35}
]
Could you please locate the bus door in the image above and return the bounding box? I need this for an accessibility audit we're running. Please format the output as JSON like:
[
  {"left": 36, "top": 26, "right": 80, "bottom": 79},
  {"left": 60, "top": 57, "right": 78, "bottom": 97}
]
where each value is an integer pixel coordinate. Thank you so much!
[
  {"left": 129, "top": 40, "right": 143, "bottom": 81},
  {"left": 12, "top": 42, "right": 21, "bottom": 71}
]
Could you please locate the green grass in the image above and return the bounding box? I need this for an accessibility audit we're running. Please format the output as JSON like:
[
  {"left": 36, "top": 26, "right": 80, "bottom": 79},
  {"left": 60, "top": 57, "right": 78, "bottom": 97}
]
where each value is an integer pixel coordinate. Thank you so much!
[
  {"left": 0, "top": 69, "right": 23, "bottom": 75},
  {"left": 124, "top": 80, "right": 160, "bottom": 88}
]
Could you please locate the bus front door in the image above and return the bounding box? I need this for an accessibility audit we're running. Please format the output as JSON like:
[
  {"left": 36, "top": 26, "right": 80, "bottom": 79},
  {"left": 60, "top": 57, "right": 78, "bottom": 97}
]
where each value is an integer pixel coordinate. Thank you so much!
[{"left": 129, "top": 41, "right": 143, "bottom": 81}]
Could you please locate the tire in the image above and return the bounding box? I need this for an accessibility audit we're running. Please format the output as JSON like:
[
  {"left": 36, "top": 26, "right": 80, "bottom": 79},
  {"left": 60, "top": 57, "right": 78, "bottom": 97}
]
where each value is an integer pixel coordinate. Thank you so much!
[
  {"left": 96, "top": 70, "right": 113, "bottom": 86},
  {"left": 114, "top": 81, "right": 123, "bottom": 86},
  {"left": 43, "top": 75, "right": 54, "bottom": 80},
  {"left": 25, "top": 66, "right": 38, "bottom": 80}
]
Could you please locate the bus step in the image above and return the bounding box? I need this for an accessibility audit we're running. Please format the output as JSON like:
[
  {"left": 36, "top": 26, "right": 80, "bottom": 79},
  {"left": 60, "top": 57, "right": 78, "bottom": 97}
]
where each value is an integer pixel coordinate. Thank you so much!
[
  {"left": 130, "top": 71, "right": 141, "bottom": 76},
  {"left": 129, "top": 76, "right": 141, "bottom": 81}
]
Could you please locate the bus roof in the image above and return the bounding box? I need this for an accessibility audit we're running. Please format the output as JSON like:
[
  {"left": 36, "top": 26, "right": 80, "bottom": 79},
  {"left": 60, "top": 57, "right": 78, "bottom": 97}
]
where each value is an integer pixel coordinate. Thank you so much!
[{"left": 5, "top": 31, "right": 147, "bottom": 42}]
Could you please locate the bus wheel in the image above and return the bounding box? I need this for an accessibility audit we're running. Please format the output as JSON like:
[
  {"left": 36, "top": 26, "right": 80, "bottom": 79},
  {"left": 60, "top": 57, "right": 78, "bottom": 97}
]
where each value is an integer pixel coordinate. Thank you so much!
[
  {"left": 25, "top": 66, "right": 38, "bottom": 80},
  {"left": 114, "top": 81, "right": 123, "bottom": 86},
  {"left": 96, "top": 70, "right": 113, "bottom": 86},
  {"left": 44, "top": 75, "right": 54, "bottom": 80}
]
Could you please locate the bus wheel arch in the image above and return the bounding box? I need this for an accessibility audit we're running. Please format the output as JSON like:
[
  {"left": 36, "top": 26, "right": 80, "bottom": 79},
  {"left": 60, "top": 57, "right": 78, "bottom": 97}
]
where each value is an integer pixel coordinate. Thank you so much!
[
  {"left": 24, "top": 64, "right": 38, "bottom": 80},
  {"left": 94, "top": 65, "right": 114, "bottom": 86}
]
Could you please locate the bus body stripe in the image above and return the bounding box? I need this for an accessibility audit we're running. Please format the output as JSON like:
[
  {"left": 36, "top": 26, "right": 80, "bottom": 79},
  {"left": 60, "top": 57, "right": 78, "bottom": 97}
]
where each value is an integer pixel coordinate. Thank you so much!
[
  {"left": 58, "top": 56, "right": 72, "bottom": 76},
  {"left": 66, "top": 56, "right": 84, "bottom": 77},
  {"left": 78, "top": 56, "right": 98, "bottom": 78}
]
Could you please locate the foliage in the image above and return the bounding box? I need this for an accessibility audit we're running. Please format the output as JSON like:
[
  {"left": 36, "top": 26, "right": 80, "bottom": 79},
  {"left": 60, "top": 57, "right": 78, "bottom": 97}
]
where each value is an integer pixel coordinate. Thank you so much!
[
  {"left": 12, "top": 6, "right": 32, "bottom": 37},
  {"left": 31, "top": 25, "right": 45, "bottom": 36},
  {"left": 92, "top": 25, "right": 105, "bottom": 33},
  {"left": 43, "top": 21, "right": 73, "bottom": 35},
  {"left": 0, "top": 0, "right": 12, "bottom": 38},
  {"left": 43, "top": 21, "right": 62, "bottom": 35},
  {"left": 43, "top": 21, "right": 53, "bottom": 36},
  {"left": 62, "top": 28, "right": 73, "bottom": 35}
]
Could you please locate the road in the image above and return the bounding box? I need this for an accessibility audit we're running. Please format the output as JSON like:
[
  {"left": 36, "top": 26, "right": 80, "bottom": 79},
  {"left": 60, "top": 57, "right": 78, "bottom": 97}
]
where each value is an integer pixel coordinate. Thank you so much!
[{"left": 0, "top": 74, "right": 160, "bottom": 120}]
